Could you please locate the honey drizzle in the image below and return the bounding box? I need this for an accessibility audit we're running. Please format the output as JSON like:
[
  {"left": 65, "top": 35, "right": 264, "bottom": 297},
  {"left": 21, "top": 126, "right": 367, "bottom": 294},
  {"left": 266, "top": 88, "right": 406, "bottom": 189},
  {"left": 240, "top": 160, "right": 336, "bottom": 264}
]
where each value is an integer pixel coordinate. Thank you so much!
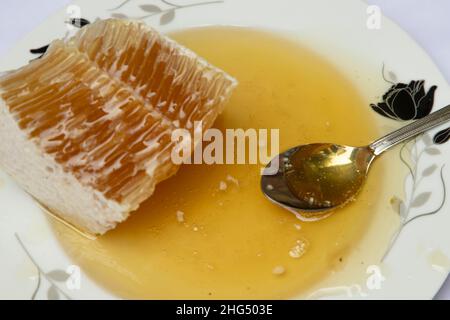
[{"left": 33, "top": 196, "right": 97, "bottom": 240}]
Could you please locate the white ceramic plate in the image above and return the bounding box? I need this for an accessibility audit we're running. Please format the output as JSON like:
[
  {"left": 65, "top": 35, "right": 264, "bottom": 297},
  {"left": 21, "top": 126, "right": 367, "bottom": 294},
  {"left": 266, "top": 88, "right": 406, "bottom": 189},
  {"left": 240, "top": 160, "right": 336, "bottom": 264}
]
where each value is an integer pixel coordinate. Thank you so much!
[{"left": 0, "top": 0, "right": 449, "bottom": 299}]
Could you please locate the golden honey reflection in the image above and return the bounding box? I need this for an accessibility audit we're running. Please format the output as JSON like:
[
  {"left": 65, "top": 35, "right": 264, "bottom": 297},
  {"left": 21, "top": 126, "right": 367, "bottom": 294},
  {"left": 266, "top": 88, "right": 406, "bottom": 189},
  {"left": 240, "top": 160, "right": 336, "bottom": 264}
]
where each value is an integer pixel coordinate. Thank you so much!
[{"left": 285, "top": 144, "right": 374, "bottom": 210}]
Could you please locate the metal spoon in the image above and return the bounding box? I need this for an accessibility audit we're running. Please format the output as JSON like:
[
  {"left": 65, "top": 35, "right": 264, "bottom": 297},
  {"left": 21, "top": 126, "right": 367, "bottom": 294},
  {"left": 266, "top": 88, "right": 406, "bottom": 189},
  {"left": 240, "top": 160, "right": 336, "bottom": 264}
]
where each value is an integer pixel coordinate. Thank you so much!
[{"left": 261, "top": 104, "right": 450, "bottom": 221}]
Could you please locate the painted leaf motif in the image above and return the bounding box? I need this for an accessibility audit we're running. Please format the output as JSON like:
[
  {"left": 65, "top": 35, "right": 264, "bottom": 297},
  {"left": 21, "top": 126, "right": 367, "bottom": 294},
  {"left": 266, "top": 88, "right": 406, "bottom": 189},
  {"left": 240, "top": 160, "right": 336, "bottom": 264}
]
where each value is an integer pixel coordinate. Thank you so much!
[
  {"left": 160, "top": 9, "right": 175, "bottom": 25},
  {"left": 388, "top": 71, "right": 397, "bottom": 82},
  {"left": 425, "top": 148, "right": 441, "bottom": 155},
  {"left": 111, "top": 13, "right": 128, "bottom": 19},
  {"left": 139, "top": 4, "right": 162, "bottom": 12},
  {"left": 390, "top": 196, "right": 407, "bottom": 221},
  {"left": 416, "top": 85, "right": 437, "bottom": 118},
  {"left": 47, "top": 270, "right": 69, "bottom": 282},
  {"left": 411, "top": 192, "right": 432, "bottom": 208},
  {"left": 422, "top": 164, "right": 437, "bottom": 177},
  {"left": 433, "top": 127, "right": 450, "bottom": 144},
  {"left": 47, "top": 285, "right": 60, "bottom": 300},
  {"left": 422, "top": 133, "right": 433, "bottom": 146},
  {"left": 30, "top": 45, "right": 49, "bottom": 55},
  {"left": 67, "top": 18, "right": 91, "bottom": 28}
]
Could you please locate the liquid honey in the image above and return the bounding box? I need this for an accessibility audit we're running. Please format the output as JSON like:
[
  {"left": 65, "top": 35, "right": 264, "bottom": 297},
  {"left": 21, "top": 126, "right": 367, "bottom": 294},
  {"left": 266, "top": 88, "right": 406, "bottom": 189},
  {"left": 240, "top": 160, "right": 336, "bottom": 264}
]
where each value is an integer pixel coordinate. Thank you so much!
[{"left": 52, "top": 27, "right": 401, "bottom": 299}]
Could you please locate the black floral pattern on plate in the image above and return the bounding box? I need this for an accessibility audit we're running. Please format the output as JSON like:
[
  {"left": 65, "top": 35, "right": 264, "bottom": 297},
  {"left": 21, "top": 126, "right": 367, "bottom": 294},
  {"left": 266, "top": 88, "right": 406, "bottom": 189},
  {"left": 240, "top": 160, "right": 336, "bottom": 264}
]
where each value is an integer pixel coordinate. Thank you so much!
[
  {"left": 29, "top": 18, "right": 91, "bottom": 58},
  {"left": 67, "top": 18, "right": 91, "bottom": 28},
  {"left": 371, "top": 65, "right": 449, "bottom": 145},
  {"left": 433, "top": 127, "right": 450, "bottom": 144},
  {"left": 370, "top": 80, "right": 437, "bottom": 121}
]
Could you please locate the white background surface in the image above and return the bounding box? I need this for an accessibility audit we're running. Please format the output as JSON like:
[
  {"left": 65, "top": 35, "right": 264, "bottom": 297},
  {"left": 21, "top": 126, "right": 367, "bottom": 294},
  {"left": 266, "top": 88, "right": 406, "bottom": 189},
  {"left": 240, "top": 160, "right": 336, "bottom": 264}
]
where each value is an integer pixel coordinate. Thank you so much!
[{"left": 0, "top": 0, "right": 449, "bottom": 300}]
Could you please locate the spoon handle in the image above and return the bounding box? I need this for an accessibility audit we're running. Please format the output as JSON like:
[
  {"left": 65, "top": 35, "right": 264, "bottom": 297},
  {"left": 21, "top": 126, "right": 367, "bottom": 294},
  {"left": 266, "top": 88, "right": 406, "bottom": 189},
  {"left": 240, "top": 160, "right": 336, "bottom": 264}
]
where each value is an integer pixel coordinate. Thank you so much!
[{"left": 370, "top": 104, "right": 450, "bottom": 155}]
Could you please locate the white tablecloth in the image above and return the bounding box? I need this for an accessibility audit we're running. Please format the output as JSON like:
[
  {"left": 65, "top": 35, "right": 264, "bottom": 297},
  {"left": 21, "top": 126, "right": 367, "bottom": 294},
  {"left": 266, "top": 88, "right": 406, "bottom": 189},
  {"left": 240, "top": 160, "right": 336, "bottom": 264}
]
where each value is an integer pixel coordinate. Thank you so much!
[{"left": 0, "top": 0, "right": 448, "bottom": 299}]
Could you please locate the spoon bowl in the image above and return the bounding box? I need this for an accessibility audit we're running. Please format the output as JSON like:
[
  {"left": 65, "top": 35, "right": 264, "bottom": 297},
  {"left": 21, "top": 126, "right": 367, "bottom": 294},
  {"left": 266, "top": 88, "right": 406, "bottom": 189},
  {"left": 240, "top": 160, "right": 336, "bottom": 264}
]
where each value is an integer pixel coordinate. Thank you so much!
[
  {"left": 261, "top": 104, "right": 450, "bottom": 218},
  {"left": 261, "top": 144, "right": 374, "bottom": 220}
]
